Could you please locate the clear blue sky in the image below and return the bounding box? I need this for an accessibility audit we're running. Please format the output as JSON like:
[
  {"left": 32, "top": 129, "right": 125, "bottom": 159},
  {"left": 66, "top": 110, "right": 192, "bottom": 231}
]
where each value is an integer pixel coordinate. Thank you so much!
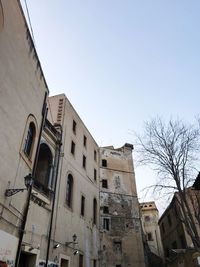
[{"left": 22, "top": 0, "right": 200, "bottom": 211}]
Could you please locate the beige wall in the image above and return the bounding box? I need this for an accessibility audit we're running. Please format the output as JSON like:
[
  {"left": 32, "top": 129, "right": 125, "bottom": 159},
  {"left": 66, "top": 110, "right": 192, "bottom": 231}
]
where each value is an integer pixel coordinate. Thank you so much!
[
  {"left": 0, "top": 0, "right": 49, "bottom": 265},
  {"left": 140, "top": 201, "right": 164, "bottom": 258},
  {"left": 48, "top": 95, "right": 100, "bottom": 267}
]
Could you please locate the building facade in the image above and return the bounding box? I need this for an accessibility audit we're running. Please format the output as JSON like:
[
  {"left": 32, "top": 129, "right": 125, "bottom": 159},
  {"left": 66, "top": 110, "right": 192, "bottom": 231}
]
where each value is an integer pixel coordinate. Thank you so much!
[
  {"left": 0, "top": 1, "right": 146, "bottom": 267},
  {"left": 99, "top": 145, "right": 145, "bottom": 267},
  {"left": 158, "top": 188, "right": 200, "bottom": 267},
  {"left": 140, "top": 201, "right": 163, "bottom": 258}
]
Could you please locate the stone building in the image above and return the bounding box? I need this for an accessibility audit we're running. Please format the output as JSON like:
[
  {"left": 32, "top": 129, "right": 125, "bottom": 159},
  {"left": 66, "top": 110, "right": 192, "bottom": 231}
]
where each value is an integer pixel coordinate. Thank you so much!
[
  {"left": 158, "top": 187, "right": 200, "bottom": 267},
  {"left": 99, "top": 145, "right": 145, "bottom": 267},
  {"left": 140, "top": 202, "right": 163, "bottom": 258},
  {"left": 0, "top": 1, "right": 146, "bottom": 267},
  {"left": 140, "top": 202, "right": 164, "bottom": 267}
]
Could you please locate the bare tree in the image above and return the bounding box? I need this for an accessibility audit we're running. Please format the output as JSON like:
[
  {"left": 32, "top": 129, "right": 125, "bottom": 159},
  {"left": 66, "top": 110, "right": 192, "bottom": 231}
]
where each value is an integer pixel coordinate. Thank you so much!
[{"left": 136, "top": 117, "right": 200, "bottom": 247}]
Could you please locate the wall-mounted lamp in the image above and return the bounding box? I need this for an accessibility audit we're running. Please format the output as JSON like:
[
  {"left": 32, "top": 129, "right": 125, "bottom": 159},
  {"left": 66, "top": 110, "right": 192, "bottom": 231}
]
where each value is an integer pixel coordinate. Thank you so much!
[
  {"left": 73, "top": 250, "right": 79, "bottom": 255},
  {"left": 5, "top": 174, "right": 33, "bottom": 197},
  {"left": 65, "top": 234, "right": 78, "bottom": 246},
  {"left": 53, "top": 243, "right": 60, "bottom": 249}
]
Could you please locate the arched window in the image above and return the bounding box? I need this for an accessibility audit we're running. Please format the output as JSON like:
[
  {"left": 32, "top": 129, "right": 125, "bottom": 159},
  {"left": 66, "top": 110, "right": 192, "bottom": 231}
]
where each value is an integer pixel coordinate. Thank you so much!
[
  {"left": 24, "top": 122, "right": 36, "bottom": 157},
  {"left": 66, "top": 174, "right": 73, "bottom": 208},
  {"left": 93, "top": 198, "right": 97, "bottom": 225},
  {"left": 35, "top": 143, "right": 53, "bottom": 194}
]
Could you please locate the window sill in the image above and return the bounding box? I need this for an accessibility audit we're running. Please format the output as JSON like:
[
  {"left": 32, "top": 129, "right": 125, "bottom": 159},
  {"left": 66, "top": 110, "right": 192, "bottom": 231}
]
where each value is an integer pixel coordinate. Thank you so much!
[{"left": 32, "top": 188, "right": 51, "bottom": 206}]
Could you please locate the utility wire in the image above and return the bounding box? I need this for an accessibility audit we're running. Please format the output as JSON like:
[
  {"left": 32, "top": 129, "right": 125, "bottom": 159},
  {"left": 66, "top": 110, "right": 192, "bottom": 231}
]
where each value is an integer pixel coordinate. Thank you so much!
[{"left": 24, "top": 0, "right": 36, "bottom": 46}]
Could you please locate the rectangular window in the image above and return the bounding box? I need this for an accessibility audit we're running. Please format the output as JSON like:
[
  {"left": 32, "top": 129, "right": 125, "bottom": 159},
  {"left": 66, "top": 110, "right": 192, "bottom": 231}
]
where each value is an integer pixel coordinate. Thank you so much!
[
  {"left": 83, "top": 135, "right": 87, "bottom": 147},
  {"left": 94, "top": 169, "right": 97, "bottom": 181},
  {"left": 72, "top": 120, "right": 76, "bottom": 134},
  {"left": 81, "top": 195, "right": 85, "bottom": 216},
  {"left": 161, "top": 222, "right": 165, "bottom": 233},
  {"left": 172, "top": 241, "right": 177, "bottom": 249},
  {"left": 102, "top": 179, "right": 108, "bottom": 188},
  {"left": 168, "top": 214, "right": 172, "bottom": 227},
  {"left": 102, "top": 159, "right": 107, "bottom": 167},
  {"left": 71, "top": 141, "right": 75, "bottom": 155},
  {"left": 82, "top": 155, "right": 86, "bottom": 169},
  {"left": 103, "top": 206, "right": 109, "bottom": 214},
  {"left": 147, "top": 232, "right": 153, "bottom": 241},
  {"left": 93, "top": 260, "right": 96, "bottom": 267},
  {"left": 79, "top": 254, "right": 83, "bottom": 267},
  {"left": 103, "top": 218, "right": 110, "bottom": 230},
  {"left": 94, "top": 150, "right": 97, "bottom": 161}
]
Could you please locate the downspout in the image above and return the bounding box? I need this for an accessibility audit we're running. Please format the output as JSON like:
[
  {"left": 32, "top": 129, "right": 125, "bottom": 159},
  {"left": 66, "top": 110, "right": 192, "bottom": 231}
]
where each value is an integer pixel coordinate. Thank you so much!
[
  {"left": 45, "top": 125, "right": 62, "bottom": 267},
  {"left": 15, "top": 92, "right": 48, "bottom": 267}
]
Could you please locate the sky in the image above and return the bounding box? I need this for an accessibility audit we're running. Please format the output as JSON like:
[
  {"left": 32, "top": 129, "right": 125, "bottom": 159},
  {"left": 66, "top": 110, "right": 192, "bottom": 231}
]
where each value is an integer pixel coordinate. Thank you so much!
[{"left": 22, "top": 0, "right": 200, "bottom": 212}]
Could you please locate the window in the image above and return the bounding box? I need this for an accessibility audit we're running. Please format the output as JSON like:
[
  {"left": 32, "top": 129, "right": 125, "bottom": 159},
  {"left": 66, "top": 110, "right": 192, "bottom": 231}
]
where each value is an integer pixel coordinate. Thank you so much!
[
  {"left": 102, "top": 179, "right": 108, "bottom": 188},
  {"left": 167, "top": 214, "right": 172, "bottom": 227},
  {"left": 114, "top": 241, "right": 122, "bottom": 252},
  {"left": 71, "top": 141, "right": 75, "bottom": 155},
  {"left": 24, "top": 122, "right": 36, "bottom": 157},
  {"left": 34, "top": 143, "right": 53, "bottom": 195},
  {"left": 93, "top": 198, "right": 97, "bottom": 225},
  {"left": 81, "top": 195, "right": 85, "bottom": 216},
  {"left": 102, "top": 159, "right": 107, "bottom": 167},
  {"left": 144, "top": 215, "right": 150, "bottom": 222},
  {"left": 172, "top": 241, "right": 177, "bottom": 249},
  {"left": 66, "top": 174, "right": 73, "bottom": 208},
  {"left": 72, "top": 120, "right": 76, "bottom": 134},
  {"left": 116, "top": 265, "right": 121, "bottom": 267},
  {"left": 94, "top": 169, "right": 97, "bottom": 181},
  {"left": 83, "top": 135, "right": 87, "bottom": 147},
  {"left": 179, "top": 235, "right": 186, "bottom": 248},
  {"left": 103, "top": 206, "right": 109, "bottom": 214},
  {"left": 103, "top": 218, "right": 110, "bottom": 230},
  {"left": 82, "top": 155, "right": 86, "bottom": 169},
  {"left": 94, "top": 150, "right": 97, "bottom": 161},
  {"left": 161, "top": 222, "right": 165, "bottom": 234},
  {"left": 147, "top": 232, "right": 153, "bottom": 241},
  {"left": 93, "top": 260, "right": 97, "bottom": 267},
  {"left": 79, "top": 254, "right": 83, "bottom": 267}
]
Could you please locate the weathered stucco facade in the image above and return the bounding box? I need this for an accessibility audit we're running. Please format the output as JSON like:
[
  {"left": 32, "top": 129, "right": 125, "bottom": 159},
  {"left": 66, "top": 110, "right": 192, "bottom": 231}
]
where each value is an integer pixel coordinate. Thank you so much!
[
  {"left": 140, "top": 201, "right": 163, "bottom": 258},
  {"left": 99, "top": 145, "right": 145, "bottom": 267}
]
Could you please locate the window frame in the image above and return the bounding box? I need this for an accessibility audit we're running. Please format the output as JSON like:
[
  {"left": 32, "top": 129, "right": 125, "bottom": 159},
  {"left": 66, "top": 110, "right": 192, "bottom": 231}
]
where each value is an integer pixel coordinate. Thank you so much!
[
  {"left": 81, "top": 195, "right": 85, "bottom": 217},
  {"left": 102, "top": 179, "right": 108, "bottom": 189},
  {"left": 71, "top": 140, "right": 75, "bottom": 156},
  {"left": 20, "top": 114, "right": 38, "bottom": 168},
  {"left": 66, "top": 174, "right": 73, "bottom": 209},
  {"left": 72, "top": 120, "right": 77, "bottom": 134},
  {"left": 82, "top": 155, "right": 86, "bottom": 169}
]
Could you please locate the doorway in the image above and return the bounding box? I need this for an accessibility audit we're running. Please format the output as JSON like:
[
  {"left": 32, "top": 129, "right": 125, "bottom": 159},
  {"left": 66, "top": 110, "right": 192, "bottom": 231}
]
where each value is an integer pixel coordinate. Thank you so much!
[
  {"left": 61, "top": 258, "right": 69, "bottom": 267},
  {"left": 18, "top": 251, "right": 37, "bottom": 267}
]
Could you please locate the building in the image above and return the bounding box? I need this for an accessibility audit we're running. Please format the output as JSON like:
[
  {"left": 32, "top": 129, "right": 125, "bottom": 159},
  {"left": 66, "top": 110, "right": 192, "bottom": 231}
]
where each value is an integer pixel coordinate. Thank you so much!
[
  {"left": 47, "top": 94, "right": 100, "bottom": 267},
  {"left": 0, "top": 0, "right": 54, "bottom": 266},
  {"left": 158, "top": 187, "right": 200, "bottom": 267},
  {"left": 140, "top": 202, "right": 164, "bottom": 267},
  {"left": 99, "top": 145, "right": 145, "bottom": 267},
  {"left": 0, "top": 1, "right": 146, "bottom": 267}
]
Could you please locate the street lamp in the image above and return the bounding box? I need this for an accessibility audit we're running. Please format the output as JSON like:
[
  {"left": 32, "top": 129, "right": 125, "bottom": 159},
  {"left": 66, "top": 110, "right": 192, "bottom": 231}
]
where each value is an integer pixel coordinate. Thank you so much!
[
  {"left": 65, "top": 234, "right": 78, "bottom": 246},
  {"left": 5, "top": 174, "right": 33, "bottom": 197}
]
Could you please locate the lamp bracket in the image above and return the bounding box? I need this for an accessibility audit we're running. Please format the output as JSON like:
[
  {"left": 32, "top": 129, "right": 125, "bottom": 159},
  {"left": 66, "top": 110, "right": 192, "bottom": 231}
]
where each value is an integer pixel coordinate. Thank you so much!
[{"left": 5, "top": 188, "right": 26, "bottom": 197}]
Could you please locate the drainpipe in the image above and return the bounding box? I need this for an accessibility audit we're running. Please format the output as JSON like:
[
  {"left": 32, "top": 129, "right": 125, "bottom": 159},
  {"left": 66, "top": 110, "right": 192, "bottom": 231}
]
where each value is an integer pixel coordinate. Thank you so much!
[
  {"left": 45, "top": 125, "right": 62, "bottom": 267},
  {"left": 15, "top": 92, "right": 48, "bottom": 267}
]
